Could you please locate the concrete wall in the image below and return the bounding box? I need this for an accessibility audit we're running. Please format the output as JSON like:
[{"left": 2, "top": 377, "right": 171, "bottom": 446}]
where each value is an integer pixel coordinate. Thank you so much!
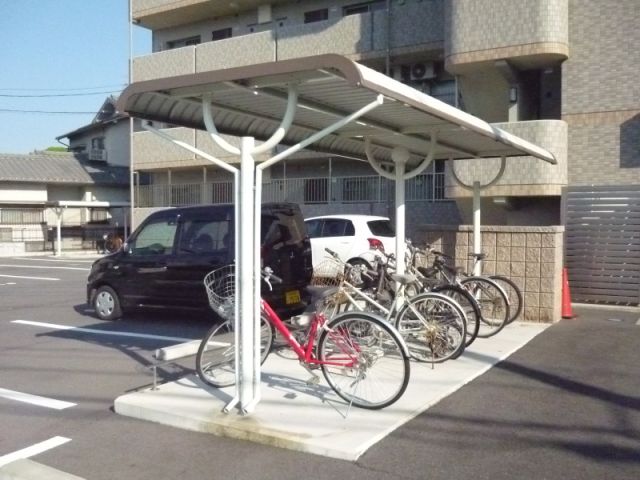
[
  {"left": 414, "top": 224, "right": 564, "bottom": 322},
  {"left": 0, "top": 183, "right": 46, "bottom": 202},
  {"left": 445, "top": 0, "right": 569, "bottom": 72},
  {"left": 446, "top": 120, "right": 568, "bottom": 198}
]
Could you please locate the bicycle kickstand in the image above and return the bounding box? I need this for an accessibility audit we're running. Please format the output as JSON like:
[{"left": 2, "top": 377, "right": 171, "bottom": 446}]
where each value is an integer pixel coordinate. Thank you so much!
[{"left": 300, "top": 363, "right": 320, "bottom": 385}]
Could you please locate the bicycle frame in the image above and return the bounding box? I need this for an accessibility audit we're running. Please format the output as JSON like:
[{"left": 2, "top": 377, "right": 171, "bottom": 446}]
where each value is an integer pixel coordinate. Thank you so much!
[{"left": 260, "top": 298, "right": 358, "bottom": 369}]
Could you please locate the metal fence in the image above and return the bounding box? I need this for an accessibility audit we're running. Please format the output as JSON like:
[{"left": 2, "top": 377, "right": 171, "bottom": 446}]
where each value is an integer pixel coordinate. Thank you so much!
[
  {"left": 136, "top": 173, "right": 445, "bottom": 208},
  {"left": 564, "top": 185, "right": 640, "bottom": 305}
]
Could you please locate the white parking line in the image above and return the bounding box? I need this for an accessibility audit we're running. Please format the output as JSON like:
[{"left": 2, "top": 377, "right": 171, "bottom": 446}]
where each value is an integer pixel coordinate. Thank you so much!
[
  {"left": 12, "top": 320, "right": 193, "bottom": 343},
  {"left": 0, "top": 275, "right": 59, "bottom": 281},
  {"left": 10, "top": 257, "right": 96, "bottom": 264},
  {"left": 0, "top": 388, "right": 76, "bottom": 410},
  {"left": 0, "top": 264, "right": 89, "bottom": 271},
  {"left": 636, "top": 319, "right": 640, "bottom": 326},
  {"left": 0, "top": 437, "right": 71, "bottom": 467}
]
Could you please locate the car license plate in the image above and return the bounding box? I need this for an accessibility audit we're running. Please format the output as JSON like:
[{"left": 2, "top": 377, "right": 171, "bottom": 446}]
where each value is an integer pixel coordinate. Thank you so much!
[{"left": 285, "top": 290, "right": 301, "bottom": 305}]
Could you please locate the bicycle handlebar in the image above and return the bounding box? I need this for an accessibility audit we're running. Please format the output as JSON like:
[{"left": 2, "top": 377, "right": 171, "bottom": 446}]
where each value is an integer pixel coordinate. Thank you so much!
[
  {"left": 262, "top": 266, "right": 282, "bottom": 290},
  {"left": 324, "top": 247, "right": 379, "bottom": 280}
]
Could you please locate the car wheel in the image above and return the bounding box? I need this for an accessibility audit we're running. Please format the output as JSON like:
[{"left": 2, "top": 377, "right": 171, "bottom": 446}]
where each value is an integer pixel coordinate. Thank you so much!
[{"left": 93, "top": 285, "right": 123, "bottom": 321}]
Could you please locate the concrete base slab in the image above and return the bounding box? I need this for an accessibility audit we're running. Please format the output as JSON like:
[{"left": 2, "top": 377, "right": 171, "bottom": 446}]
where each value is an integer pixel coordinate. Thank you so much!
[
  {"left": 115, "top": 322, "right": 548, "bottom": 461},
  {"left": 0, "top": 459, "right": 85, "bottom": 480}
]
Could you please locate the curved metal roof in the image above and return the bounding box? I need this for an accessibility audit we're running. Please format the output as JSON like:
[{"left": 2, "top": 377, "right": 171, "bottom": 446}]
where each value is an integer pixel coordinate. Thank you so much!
[{"left": 116, "top": 54, "right": 556, "bottom": 166}]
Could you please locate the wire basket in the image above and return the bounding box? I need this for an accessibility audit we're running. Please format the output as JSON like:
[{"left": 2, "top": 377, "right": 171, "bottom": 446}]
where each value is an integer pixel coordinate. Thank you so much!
[
  {"left": 203, "top": 265, "right": 236, "bottom": 319},
  {"left": 310, "top": 258, "right": 345, "bottom": 287}
]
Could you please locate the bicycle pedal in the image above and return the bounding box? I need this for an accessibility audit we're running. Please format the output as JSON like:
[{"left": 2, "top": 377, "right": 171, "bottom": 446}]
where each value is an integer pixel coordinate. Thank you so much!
[{"left": 306, "top": 375, "right": 320, "bottom": 385}]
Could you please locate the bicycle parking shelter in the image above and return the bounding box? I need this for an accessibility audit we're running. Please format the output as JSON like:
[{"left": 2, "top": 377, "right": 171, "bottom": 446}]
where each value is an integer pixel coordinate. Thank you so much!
[
  {"left": 116, "top": 54, "right": 556, "bottom": 415},
  {"left": 49, "top": 200, "right": 130, "bottom": 257}
]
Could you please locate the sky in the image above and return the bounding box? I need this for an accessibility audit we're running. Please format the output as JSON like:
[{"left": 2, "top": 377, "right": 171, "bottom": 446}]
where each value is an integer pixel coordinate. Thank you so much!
[{"left": 0, "top": 1, "right": 151, "bottom": 154}]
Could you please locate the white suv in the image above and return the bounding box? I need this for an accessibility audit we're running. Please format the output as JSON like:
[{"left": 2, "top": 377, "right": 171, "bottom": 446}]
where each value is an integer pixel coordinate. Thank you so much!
[{"left": 304, "top": 214, "right": 396, "bottom": 269}]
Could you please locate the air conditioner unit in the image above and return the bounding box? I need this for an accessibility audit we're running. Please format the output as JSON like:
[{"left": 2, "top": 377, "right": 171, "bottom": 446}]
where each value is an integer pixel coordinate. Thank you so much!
[
  {"left": 409, "top": 62, "right": 435, "bottom": 80},
  {"left": 258, "top": 5, "right": 272, "bottom": 24}
]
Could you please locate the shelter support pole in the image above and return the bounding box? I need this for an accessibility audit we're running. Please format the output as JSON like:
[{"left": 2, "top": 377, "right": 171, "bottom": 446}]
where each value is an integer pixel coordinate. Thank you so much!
[
  {"left": 392, "top": 148, "right": 409, "bottom": 276},
  {"left": 364, "top": 139, "right": 435, "bottom": 272},
  {"left": 238, "top": 137, "right": 258, "bottom": 414},
  {"left": 450, "top": 156, "right": 507, "bottom": 276},
  {"left": 55, "top": 208, "right": 63, "bottom": 257},
  {"left": 472, "top": 181, "right": 481, "bottom": 275}
]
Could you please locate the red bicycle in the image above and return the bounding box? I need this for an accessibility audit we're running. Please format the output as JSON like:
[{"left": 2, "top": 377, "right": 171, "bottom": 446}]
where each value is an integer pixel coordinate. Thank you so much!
[{"left": 196, "top": 265, "right": 410, "bottom": 410}]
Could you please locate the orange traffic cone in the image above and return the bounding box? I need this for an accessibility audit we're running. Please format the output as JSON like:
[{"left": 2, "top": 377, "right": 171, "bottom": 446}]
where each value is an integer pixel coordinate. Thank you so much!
[{"left": 561, "top": 267, "right": 575, "bottom": 319}]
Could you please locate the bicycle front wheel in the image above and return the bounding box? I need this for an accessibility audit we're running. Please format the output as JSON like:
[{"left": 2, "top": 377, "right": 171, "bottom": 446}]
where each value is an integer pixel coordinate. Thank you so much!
[
  {"left": 460, "top": 277, "right": 510, "bottom": 338},
  {"left": 196, "top": 314, "right": 274, "bottom": 388},
  {"left": 395, "top": 292, "right": 467, "bottom": 363},
  {"left": 318, "top": 312, "right": 410, "bottom": 410}
]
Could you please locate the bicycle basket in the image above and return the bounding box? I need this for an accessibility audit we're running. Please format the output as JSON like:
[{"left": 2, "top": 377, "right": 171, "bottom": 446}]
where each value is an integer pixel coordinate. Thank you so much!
[
  {"left": 203, "top": 265, "right": 236, "bottom": 319},
  {"left": 311, "top": 259, "right": 345, "bottom": 287}
]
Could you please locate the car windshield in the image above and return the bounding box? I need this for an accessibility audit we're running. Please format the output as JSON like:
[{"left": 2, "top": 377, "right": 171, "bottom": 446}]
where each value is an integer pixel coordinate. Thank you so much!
[{"left": 367, "top": 220, "right": 394, "bottom": 237}]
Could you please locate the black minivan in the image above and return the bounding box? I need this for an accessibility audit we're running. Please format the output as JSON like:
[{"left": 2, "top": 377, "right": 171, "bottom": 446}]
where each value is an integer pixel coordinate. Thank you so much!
[{"left": 87, "top": 203, "right": 313, "bottom": 321}]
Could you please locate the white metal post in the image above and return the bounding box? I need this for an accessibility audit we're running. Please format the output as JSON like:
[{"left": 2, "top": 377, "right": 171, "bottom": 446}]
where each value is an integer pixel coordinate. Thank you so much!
[
  {"left": 238, "top": 136, "right": 257, "bottom": 414},
  {"left": 472, "top": 181, "right": 482, "bottom": 275},
  {"left": 393, "top": 150, "right": 408, "bottom": 275},
  {"left": 55, "top": 208, "right": 63, "bottom": 257}
]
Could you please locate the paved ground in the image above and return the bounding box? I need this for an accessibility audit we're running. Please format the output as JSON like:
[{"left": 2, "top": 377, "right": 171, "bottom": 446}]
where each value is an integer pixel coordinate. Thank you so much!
[
  {"left": 360, "top": 305, "right": 640, "bottom": 480},
  {"left": 114, "top": 322, "right": 548, "bottom": 460},
  {"left": 0, "top": 255, "right": 638, "bottom": 479}
]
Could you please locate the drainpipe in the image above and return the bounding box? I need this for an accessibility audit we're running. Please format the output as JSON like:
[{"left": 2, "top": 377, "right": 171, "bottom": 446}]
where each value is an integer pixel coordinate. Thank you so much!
[{"left": 385, "top": 0, "right": 391, "bottom": 76}]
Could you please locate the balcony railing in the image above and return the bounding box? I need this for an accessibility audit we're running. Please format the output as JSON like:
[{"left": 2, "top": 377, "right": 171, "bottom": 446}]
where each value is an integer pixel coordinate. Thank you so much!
[
  {"left": 136, "top": 173, "right": 446, "bottom": 208},
  {"left": 134, "top": 3, "right": 445, "bottom": 81}
]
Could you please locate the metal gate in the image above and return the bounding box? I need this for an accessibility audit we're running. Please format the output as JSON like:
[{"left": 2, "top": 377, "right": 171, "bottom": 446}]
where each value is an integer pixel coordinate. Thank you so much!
[{"left": 564, "top": 185, "right": 640, "bottom": 305}]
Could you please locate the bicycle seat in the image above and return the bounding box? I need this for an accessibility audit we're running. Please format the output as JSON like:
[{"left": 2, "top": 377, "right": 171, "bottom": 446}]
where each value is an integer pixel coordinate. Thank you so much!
[
  {"left": 417, "top": 266, "right": 438, "bottom": 278},
  {"left": 469, "top": 252, "right": 487, "bottom": 260},
  {"left": 390, "top": 273, "right": 417, "bottom": 286}
]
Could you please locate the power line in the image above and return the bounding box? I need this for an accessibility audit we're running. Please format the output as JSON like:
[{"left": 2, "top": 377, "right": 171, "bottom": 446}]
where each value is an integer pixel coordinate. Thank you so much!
[
  {"left": 0, "top": 91, "right": 120, "bottom": 98},
  {"left": 0, "top": 108, "right": 96, "bottom": 115},
  {"left": 0, "top": 84, "right": 126, "bottom": 92}
]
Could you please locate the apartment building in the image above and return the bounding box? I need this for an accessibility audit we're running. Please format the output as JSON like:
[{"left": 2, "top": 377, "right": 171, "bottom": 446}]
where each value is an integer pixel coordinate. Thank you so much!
[{"left": 128, "top": 0, "right": 640, "bottom": 306}]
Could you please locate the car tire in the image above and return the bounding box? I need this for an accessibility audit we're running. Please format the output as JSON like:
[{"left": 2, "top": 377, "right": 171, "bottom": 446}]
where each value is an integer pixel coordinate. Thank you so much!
[{"left": 93, "top": 285, "right": 123, "bottom": 321}]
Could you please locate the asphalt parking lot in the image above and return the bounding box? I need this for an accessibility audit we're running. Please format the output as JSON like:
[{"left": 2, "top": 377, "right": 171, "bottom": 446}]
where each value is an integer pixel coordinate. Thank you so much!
[{"left": 1, "top": 254, "right": 638, "bottom": 479}]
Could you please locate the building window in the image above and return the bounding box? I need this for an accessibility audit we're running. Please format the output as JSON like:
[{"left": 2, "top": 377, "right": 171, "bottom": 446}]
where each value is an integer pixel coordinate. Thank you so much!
[
  {"left": 304, "top": 8, "right": 328, "bottom": 24},
  {"left": 166, "top": 35, "right": 200, "bottom": 50},
  {"left": 91, "top": 137, "right": 105, "bottom": 150},
  {"left": 89, "top": 208, "right": 110, "bottom": 224},
  {"left": 343, "top": 1, "right": 385, "bottom": 16},
  {"left": 0, "top": 208, "right": 44, "bottom": 225},
  {"left": 89, "top": 137, "right": 107, "bottom": 162},
  {"left": 212, "top": 27, "right": 232, "bottom": 41}
]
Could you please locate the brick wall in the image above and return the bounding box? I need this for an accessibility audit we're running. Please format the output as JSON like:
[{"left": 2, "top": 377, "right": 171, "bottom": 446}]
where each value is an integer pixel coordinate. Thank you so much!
[
  {"left": 563, "top": 0, "right": 640, "bottom": 186},
  {"left": 413, "top": 224, "right": 564, "bottom": 322}
]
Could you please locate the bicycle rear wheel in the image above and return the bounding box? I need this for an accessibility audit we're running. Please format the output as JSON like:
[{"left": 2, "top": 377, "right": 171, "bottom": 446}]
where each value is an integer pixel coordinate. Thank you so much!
[
  {"left": 460, "top": 277, "right": 509, "bottom": 338},
  {"left": 432, "top": 284, "right": 481, "bottom": 348},
  {"left": 395, "top": 292, "right": 467, "bottom": 363},
  {"left": 489, "top": 275, "right": 523, "bottom": 324},
  {"left": 318, "top": 312, "right": 410, "bottom": 410},
  {"left": 196, "top": 314, "right": 274, "bottom": 388}
]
